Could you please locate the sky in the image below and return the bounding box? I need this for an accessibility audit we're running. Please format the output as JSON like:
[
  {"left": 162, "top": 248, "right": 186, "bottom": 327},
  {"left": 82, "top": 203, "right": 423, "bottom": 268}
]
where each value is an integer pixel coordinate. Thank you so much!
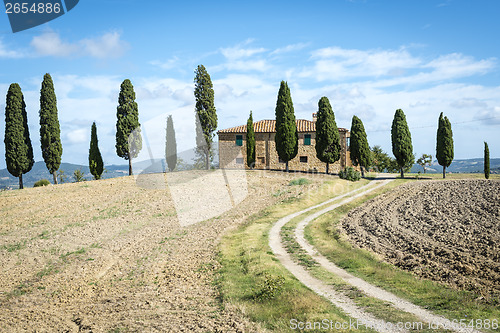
[{"left": 0, "top": 0, "right": 499, "bottom": 169}]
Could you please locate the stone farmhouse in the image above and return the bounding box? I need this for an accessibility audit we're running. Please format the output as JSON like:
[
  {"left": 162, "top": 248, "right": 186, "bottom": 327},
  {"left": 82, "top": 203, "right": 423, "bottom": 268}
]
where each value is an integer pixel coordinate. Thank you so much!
[{"left": 217, "top": 113, "right": 352, "bottom": 173}]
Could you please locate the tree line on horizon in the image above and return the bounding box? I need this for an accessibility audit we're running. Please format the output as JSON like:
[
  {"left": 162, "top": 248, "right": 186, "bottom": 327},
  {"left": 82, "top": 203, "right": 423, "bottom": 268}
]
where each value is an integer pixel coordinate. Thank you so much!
[
  {"left": 3, "top": 74, "right": 137, "bottom": 189},
  {"left": 242, "top": 80, "right": 468, "bottom": 180},
  {"left": 4, "top": 68, "right": 492, "bottom": 189}
]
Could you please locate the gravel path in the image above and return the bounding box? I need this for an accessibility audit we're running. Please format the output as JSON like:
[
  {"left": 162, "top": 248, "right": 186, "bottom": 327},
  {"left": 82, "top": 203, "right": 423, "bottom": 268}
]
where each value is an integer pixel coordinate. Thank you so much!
[{"left": 271, "top": 177, "right": 482, "bottom": 333}]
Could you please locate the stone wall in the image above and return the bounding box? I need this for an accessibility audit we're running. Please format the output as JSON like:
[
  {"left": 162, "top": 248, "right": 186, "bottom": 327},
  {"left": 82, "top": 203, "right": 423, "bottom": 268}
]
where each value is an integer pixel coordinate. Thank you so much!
[{"left": 218, "top": 131, "right": 352, "bottom": 173}]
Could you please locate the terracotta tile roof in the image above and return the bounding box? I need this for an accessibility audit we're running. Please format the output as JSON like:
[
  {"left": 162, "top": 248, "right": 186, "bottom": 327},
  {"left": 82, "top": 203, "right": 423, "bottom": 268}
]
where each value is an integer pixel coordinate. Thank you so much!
[{"left": 217, "top": 119, "right": 348, "bottom": 134}]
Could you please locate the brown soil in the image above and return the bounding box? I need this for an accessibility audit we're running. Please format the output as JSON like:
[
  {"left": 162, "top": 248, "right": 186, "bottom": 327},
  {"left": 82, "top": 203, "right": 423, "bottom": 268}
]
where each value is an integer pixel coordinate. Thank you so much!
[
  {"left": 340, "top": 179, "right": 500, "bottom": 300},
  {"left": 0, "top": 170, "right": 325, "bottom": 332}
]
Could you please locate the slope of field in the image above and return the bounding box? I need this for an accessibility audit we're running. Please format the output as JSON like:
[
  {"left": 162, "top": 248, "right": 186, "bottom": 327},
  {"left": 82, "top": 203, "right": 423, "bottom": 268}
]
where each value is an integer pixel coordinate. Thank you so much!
[
  {"left": 0, "top": 171, "right": 324, "bottom": 332},
  {"left": 340, "top": 179, "right": 500, "bottom": 301}
]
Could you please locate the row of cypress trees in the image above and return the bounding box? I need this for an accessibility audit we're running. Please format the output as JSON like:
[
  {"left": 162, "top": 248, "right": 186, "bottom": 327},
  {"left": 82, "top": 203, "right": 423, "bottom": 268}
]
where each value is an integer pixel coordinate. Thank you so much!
[
  {"left": 3, "top": 74, "right": 107, "bottom": 189},
  {"left": 4, "top": 66, "right": 216, "bottom": 188},
  {"left": 4, "top": 74, "right": 63, "bottom": 189},
  {"left": 6, "top": 69, "right": 487, "bottom": 187},
  {"left": 244, "top": 81, "right": 462, "bottom": 179},
  {"left": 245, "top": 80, "right": 373, "bottom": 176}
]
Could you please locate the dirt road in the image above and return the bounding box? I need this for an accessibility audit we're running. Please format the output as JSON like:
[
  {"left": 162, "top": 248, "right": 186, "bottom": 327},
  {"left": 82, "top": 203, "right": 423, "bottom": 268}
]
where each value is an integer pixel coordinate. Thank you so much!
[{"left": 271, "top": 177, "right": 487, "bottom": 333}]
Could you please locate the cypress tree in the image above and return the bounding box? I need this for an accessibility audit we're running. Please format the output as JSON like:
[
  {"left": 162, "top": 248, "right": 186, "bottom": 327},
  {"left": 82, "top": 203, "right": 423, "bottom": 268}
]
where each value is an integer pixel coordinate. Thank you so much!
[
  {"left": 39, "top": 73, "right": 63, "bottom": 184},
  {"left": 246, "top": 111, "right": 255, "bottom": 168},
  {"left": 88, "top": 122, "right": 103, "bottom": 180},
  {"left": 275, "top": 81, "right": 298, "bottom": 172},
  {"left": 315, "top": 96, "right": 340, "bottom": 174},
  {"left": 115, "top": 79, "right": 142, "bottom": 175},
  {"left": 4, "top": 83, "right": 34, "bottom": 189},
  {"left": 484, "top": 142, "right": 490, "bottom": 180},
  {"left": 436, "top": 112, "right": 454, "bottom": 179},
  {"left": 350, "top": 115, "right": 372, "bottom": 178},
  {"left": 165, "top": 115, "right": 177, "bottom": 172},
  {"left": 391, "top": 109, "right": 413, "bottom": 178},
  {"left": 194, "top": 65, "right": 217, "bottom": 170}
]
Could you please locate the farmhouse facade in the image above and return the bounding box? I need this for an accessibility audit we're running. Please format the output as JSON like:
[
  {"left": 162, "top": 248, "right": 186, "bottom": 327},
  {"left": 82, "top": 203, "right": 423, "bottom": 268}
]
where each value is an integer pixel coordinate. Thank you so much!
[{"left": 217, "top": 114, "right": 352, "bottom": 173}]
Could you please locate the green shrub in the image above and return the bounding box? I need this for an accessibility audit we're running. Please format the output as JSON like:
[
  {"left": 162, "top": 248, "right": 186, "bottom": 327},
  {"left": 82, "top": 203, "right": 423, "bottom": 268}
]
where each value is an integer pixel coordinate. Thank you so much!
[
  {"left": 73, "top": 169, "right": 86, "bottom": 182},
  {"left": 252, "top": 273, "right": 285, "bottom": 301},
  {"left": 339, "top": 166, "right": 361, "bottom": 181},
  {"left": 34, "top": 179, "right": 50, "bottom": 187},
  {"left": 288, "top": 178, "right": 310, "bottom": 186}
]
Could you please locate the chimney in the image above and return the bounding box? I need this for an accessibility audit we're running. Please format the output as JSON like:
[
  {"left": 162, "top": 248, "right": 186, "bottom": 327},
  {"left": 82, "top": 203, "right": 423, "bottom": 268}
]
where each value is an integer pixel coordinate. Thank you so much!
[{"left": 312, "top": 113, "right": 317, "bottom": 123}]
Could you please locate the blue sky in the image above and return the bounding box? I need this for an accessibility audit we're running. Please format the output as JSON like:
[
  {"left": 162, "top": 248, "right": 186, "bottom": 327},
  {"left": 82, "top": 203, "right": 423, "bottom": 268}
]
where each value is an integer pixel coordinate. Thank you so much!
[{"left": 0, "top": 0, "right": 499, "bottom": 169}]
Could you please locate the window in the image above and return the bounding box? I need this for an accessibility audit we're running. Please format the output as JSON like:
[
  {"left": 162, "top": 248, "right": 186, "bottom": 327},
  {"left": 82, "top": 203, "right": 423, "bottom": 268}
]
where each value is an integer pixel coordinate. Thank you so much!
[
  {"left": 236, "top": 157, "right": 244, "bottom": 164},
  {"left": 236, "top": 135, "right": 243, "bottom": 146},
  {"left": 257, "top": 157, "right": 265, "bottom": 164},
  {"left": 346, "top": 137, "right": 350, "bottom": 150},
  {"left": 300, "top": 156, "right": 308, "bottom": 163},
  {"left": 304, "top": 134, "right": 311, "bottom": 145}
]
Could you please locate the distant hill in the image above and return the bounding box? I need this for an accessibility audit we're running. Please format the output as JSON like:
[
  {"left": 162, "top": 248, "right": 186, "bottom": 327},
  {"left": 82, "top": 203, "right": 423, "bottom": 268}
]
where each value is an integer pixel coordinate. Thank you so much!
[
  {"left": 410, "top": 158, "right": 500, "bottom": 174},
  {"left": 0, "top": 161, "right": 129, "bottom": 189},
  {"left": 1, "top": 157, "right": 498, "bottom": 189},
  {"left": 0, "top": 155, "right": 199, "bottom": 189}
]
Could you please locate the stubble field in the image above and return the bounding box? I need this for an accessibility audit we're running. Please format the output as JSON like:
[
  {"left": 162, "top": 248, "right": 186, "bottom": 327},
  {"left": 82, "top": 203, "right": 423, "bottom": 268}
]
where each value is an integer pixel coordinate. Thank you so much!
[{"left": 0, "top": 170, "right": 325, "bottom": 332}]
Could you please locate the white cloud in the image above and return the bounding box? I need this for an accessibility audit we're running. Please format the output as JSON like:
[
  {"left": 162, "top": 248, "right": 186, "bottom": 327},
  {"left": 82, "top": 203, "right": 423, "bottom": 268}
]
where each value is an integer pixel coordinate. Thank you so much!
[
  {"left": 220, "top": 39, "right": 267, "bottom": 60},
  {"left": 215, "top": 40, "right": 269, "bottom": 72},
  {"left": 66, "top": 128, "right": 88, "bottom": 144},
  {"left": 301, "top": 46, "right": 421, "bottom": 81},
  {"left": 150, "top": 56, "right": 179, "bottom": 70},
  {"left": 0, "top": 39, "right": 24, "bottom": 58},
  {"left": 30, "top": 32, "right": 79, "bottom": 57},
  {"left": 30, "top": 31, "right": 128, "bottom": 58},
  {"left": 81, "top": 32, "right": 129, "bottom": 58},
  {"left": 271, "top": 42, "right": 309, "bottom": 55},
  {"left": 219, "top": 59, "right": 269, "bottom": 72},
  {"left": 473, "top": 106, "right": 500, "bottom": 125},
  {"left": 300, "top": 46, "right": 496, "bottom": 87},
  {"left": 450, "top": 97, "right": 487, "bottom": 109},
  {"left": 424, "top": 53, "right": 495, "bottom": 78}
]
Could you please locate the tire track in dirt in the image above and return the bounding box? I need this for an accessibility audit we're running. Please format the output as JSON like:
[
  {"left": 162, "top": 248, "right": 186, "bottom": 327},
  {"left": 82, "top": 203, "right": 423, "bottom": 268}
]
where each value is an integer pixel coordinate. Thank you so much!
[
  {"left": 270, "top": 179, "right": 408, "bottom": 333},
  {"left": 272, "top": 177, "right": 482, "bottom": 333},
  {"left": 294, "top": 179, "right": 482, "bottom": 333}
]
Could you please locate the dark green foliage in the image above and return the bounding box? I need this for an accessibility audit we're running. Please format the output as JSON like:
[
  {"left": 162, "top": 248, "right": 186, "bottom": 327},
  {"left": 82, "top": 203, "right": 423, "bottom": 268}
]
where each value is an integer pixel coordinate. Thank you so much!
[
  {"left": 34, "top": 179, "right": 50, "bottom": 187},
  {"left": 416, "top": 154, "right": 432, "bottom": 173},
  {"left": 194, "top": 65, "right": 217, "bottom": 170},
  {"left": 436, "top": 112, "right": 454, "bottom": 179},
  {"left": 370, "top": 145, "right": 404, "bottom": 173},
  {"left": 4, "top": 83, "right": 34, "bottom": 189},
  {"left": 350, "top": 116, "right": 372, "bottom": 177},
  {"left": 484, "top": 142, "right": 490, "bottom": 179},
  {"left": 370, "top": 146, "right": 392, "bottom": 172},
  {"left": 339, "top": 166, "right": 361, "bottom": 181},
  {"left": 274, "top": 81, "right": 298, "bottom": 172},
  {"left": 246, "top": 111, "right": 255, "bottom": 168},
  {"left": 116, "top": 79, "right": 142, "bottom": 175},
  {"left": 165, "top": 115, "right": 177, "bottom": 172},
  {"left": 39, "top": 73, "right": 62, "bottom": 184},
  {"left": 89, "top": 122, "right": 103, "bottom": 180},
  {"left": 315, "top": 97, "right": 340, "bottom": 174},
  {"left": 391, "top": 109, "right": 414, "bottom": 178}
]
